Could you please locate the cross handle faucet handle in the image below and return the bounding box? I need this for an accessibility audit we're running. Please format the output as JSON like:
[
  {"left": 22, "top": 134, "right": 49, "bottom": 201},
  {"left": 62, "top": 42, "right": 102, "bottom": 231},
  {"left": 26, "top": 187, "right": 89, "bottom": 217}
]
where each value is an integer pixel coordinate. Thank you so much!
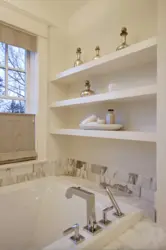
[{"left": 63, "top": 223, "right": 85, "bottom": 244}]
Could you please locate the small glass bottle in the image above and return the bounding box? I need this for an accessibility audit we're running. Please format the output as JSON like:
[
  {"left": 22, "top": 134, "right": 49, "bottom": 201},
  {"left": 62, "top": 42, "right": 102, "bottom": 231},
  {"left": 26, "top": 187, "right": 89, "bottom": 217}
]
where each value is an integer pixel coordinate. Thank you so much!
[
  {"left": 116, "top": 27, "right": 129, "bottom": 51},
  {"left": 106, "top": 109, "right": 115, "bottom": 124},
  {"left": 93, "top": 46, "right": 100, "bottom": 60},
  {"left": 74, "top": 47, "right": 83, "bottom": 67}
]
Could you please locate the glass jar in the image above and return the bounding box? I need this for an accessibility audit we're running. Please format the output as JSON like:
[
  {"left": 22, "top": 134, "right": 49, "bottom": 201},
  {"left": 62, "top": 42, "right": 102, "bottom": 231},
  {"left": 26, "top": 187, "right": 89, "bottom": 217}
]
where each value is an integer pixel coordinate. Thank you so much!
[{"left": 106, "top": 109, "right": 115, "bottom": 124}]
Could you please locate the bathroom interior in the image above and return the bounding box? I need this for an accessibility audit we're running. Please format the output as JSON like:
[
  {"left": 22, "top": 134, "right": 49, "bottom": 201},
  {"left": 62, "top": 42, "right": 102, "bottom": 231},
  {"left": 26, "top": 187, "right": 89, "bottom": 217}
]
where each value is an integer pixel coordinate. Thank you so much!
[{"left": 0, "top": 0, "right": 166, "bottom": 249}]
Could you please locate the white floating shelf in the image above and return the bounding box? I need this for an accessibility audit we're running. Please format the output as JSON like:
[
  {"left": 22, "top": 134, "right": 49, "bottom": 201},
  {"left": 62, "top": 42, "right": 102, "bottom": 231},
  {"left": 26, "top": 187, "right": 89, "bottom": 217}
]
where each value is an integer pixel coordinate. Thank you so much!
[
  {"left": 52, "top": 37, "right": 157, "bottom": 85},
  {"left": 51, "top": 129, "right": 156, "bottom": 142},
  {"left": 50, "top": 85, "right": 157, "bottom": 108}
]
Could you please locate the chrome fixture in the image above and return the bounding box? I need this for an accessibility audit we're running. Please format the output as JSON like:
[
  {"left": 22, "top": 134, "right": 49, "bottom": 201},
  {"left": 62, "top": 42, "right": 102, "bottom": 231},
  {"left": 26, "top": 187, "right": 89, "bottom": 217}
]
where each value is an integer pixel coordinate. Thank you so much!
[
  {"left": 80, "top": 80, "right": 95, "bottom": 97},
  {"left": 63, "top": 223, "right": 85, "bottom": 244},
  {"left": 65, "top": 186, "right": 102, "bottom": 234},
  {"left": 93, "top": 46, "right": 101, "bottom": 60},
  {"left": 101, "top": 183, "right": 124, "bottom": 218},
  {"left": 116, "top": 27, "right": 129, "bottom": 51},
  {"left": 99, "top": 167, "right": 132, "bottom": 195},
  {"left": 99, "top": 206, "right": 113, "bottom": 226},
  {"left": 111, "top": 184, "right": 132, "bottom": 195},
  {"left": 74, "top": 48, "right": 83, "bottom": 67}
]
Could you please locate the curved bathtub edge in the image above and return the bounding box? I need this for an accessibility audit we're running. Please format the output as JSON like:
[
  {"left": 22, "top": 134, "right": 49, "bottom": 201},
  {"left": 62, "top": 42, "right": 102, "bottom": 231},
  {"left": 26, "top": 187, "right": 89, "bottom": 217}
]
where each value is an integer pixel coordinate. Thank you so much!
[{"left": 43, "top": 211, "right": 144, "bottom": 250}]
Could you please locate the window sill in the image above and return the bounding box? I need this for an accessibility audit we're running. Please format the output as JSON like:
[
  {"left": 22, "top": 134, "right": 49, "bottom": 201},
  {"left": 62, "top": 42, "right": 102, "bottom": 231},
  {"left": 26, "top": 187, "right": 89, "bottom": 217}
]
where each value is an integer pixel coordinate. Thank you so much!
[{"left": 0, "top": 159, "right": 47, "bottom": 170}]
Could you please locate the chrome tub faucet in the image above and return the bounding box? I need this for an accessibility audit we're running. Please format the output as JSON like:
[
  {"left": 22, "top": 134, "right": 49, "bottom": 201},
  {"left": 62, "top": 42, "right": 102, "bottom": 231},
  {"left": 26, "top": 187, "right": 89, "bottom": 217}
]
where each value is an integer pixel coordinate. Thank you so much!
[{"left": 65, "top": 186, "right": 102, "bottom": 234}]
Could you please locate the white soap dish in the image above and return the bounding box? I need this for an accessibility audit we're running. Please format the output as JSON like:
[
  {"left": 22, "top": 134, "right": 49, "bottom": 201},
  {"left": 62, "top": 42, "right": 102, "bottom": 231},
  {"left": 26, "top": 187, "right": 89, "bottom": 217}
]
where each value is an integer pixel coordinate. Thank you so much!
[{"left": 79, "top": 123, "right": 123, "bottom": 131}]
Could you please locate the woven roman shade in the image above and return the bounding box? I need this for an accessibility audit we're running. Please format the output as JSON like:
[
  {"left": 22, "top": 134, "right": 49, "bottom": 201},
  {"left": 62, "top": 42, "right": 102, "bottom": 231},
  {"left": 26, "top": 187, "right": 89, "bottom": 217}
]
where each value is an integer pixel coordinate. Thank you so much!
[
  {"left": 0, "top": 22, "right": 37, "bottom": 52},
  {"left": 0, "top": 113, "right": 37, "bottom": 164}
]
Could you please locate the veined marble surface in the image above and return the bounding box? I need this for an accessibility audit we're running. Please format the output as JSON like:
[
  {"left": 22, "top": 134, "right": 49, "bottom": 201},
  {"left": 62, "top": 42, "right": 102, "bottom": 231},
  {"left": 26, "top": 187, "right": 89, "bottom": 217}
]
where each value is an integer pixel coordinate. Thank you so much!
[
  {"left": 104, "top": 219, "right": 166, "bottom": 250},
  {"left": 55, "top": 176, "right": 155, "bottom": 220},
  {"left": 44, "top": 218, "right": 166, "bottom": 250}
]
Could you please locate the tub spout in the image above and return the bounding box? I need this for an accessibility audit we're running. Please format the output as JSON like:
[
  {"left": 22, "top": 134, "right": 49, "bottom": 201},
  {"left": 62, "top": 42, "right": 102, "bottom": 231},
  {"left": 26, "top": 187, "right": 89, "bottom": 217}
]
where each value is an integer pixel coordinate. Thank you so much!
[{"left": 65, "top": 187, "right": 101, "bottom": 234}]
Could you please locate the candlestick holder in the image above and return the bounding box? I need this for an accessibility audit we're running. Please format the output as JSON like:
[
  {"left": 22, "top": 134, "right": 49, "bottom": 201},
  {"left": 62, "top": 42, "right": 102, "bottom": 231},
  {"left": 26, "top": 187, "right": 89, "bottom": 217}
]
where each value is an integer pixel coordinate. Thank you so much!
[
  {"left": 116, "top": 27, "right": 129, "bottom": 51},
  {"left": 93, "top": 46, "right": 101, "bottom": 60},
  {"left": 74, "top": 47, "right": 83, "bottom": 67}
]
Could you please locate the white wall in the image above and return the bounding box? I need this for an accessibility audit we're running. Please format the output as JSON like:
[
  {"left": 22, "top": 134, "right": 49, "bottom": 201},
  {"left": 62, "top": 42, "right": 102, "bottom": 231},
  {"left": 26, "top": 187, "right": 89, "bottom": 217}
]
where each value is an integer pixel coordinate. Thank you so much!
[
  {"left": 48, "top": 26, "right": 69, "bottom": 160},
  {"left": 67, "top": 0, "right": 157, "bottom": 66},
  {"left": 157, "top": 0, "right": 166, "bottom": 227},
  {"left": 2, "top": 0, "right": 89, "bottom": 28},
  {"left": 0, "top": 1, "right": 48, "bottom": 37},
  {"left": 35, "top": 36, "right": 48, "bottom": 160},
  {"left": 54, "top": 0, "right": 157, "bottom": 179}
]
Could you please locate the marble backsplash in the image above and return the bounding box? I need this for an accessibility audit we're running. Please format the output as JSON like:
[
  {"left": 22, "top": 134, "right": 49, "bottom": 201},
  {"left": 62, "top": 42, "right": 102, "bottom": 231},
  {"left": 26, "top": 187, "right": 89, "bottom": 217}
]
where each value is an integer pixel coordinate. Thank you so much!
[
  {"left": 0, "top": 160, "right": 56, "bottom": 187},
  {"left": 0, "top": 158, "right": 156, "bottom": 203},
  {"left": 57, "top": 158, "right": 156, "bottom": 203}
]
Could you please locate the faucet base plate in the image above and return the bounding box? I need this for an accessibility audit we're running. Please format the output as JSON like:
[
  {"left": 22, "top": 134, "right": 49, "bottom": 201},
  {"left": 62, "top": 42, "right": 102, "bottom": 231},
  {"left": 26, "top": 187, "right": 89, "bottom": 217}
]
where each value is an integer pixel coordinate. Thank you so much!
[
  {"left": 84, "top": 224, "right": 102, "bottom": 235},
  {"left": 113, "top": 212, "right": 125, "bottom": 218},
  {"left": 70, "top": 234, "right": 85, "bottom": 245},
  {"left": 99, "top": 219, "right": 111, "bottom": 226}
]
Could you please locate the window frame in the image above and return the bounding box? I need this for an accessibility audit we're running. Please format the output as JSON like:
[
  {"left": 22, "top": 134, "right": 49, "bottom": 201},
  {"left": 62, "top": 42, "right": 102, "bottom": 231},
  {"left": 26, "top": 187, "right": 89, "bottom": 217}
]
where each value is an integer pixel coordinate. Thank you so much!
[{"left": 0, "top": 43, "right": 30, "bottom": 113}]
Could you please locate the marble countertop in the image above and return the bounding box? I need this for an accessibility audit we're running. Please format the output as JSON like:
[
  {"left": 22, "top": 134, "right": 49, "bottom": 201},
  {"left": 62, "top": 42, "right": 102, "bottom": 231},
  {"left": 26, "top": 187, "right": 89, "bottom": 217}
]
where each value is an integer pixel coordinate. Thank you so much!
[
  {"left": 44, "top": 217, "right": 166, "bottom": 250},
  {"left": 104, "top": 219, "right": 166, "bottom": 250},
  {"left": 43, "top": 212, "right": 144, "bottom": 250}
]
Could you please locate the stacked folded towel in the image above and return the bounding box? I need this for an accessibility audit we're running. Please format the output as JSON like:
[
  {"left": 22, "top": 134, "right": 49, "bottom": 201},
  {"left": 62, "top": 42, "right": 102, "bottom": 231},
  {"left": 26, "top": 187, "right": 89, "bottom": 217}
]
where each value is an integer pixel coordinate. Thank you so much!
[{"left": 80, "top": 115, "right": 105, "bottom": 125}]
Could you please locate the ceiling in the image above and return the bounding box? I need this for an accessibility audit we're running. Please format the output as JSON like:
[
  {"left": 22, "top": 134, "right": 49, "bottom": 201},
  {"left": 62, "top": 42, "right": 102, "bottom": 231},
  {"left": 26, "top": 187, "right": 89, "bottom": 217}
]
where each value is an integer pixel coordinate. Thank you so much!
[{"left": 4, "top": 0, "right": 93, "bottom": 27}]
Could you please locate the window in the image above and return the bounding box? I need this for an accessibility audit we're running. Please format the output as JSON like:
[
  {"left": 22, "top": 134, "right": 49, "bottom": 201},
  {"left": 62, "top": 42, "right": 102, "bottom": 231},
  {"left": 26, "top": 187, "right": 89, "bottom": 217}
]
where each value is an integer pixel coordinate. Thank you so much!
[
  {"left": 0, "top": 42, "right": 30, "bottom": 113},
  {"left": 0, "top": 23, "right": 37, "bottom": 164}
]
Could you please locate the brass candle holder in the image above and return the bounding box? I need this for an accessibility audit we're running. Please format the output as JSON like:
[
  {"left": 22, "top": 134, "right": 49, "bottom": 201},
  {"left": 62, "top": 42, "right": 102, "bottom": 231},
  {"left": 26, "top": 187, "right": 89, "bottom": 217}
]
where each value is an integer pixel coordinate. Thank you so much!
[
  {"left": 93, "top": 46, "right": 101, "bottom": 60},
  {"left": 74, "top": 47, "right": 83, "bottom": 67},
  {"left": 80, "top": 80, "right": 95, "bottom": 97},
  {"left": 116, "top": 27, "right": 129, "bottom": 51}
]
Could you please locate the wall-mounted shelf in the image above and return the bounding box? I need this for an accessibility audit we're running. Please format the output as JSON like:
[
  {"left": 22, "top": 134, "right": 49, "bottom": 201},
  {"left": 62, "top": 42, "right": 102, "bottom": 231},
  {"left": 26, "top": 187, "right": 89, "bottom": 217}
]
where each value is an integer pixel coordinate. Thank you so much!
[
  {"left": 50, "top": 85, "right": 156, "bottom": 108},
  {"left": 51, "top": 129, "right": 156, "bottom": 142},
  {"left": 52, "top": 37, "right": 156, "bottom": 85}
]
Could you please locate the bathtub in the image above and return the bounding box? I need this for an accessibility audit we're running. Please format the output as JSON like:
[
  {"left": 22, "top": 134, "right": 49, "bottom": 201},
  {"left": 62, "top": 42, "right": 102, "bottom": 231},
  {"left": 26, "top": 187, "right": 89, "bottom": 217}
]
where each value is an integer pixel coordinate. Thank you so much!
[{"left": 0, "top": 176, "right": 143, "bottom": 250}]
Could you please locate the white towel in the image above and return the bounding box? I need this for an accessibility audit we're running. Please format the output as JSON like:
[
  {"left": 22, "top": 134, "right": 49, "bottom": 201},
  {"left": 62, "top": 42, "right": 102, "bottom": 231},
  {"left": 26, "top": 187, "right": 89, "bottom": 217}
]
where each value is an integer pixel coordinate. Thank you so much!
[{"left": 80, "top": 115, "right": 97, "bottom": 125}]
